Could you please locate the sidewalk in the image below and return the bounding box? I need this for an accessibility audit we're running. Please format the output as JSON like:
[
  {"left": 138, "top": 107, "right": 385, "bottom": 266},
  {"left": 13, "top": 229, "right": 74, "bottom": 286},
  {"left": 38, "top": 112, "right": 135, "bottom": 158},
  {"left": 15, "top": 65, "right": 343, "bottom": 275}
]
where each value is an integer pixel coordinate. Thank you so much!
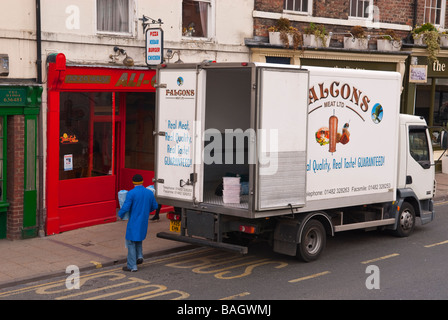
[
  {"left": 1, "top": 173, "right": 448, "bottom": 289},
  {"left": 0, "top": 215, "right": 193, "bottom": 289}
]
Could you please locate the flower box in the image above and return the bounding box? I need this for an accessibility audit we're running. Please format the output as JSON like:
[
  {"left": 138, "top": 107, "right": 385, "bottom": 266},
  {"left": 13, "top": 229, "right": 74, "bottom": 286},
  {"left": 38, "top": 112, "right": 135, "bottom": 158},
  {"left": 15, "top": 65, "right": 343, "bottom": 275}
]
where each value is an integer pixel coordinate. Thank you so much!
[
  {"left": 269, "top": 32, "right": 293, "bottom": 46},
  {"left": 303, "top": 34, "right": 331, "bottom": 48},
  {"left": 343, "top": 37, "right": 368, "bottom": 50},
  {"left": 377, "top": 39, "right": 402, "bottom": 51},
  {"left": 441, "top": 35, "right": 448, "bottom": 47}
]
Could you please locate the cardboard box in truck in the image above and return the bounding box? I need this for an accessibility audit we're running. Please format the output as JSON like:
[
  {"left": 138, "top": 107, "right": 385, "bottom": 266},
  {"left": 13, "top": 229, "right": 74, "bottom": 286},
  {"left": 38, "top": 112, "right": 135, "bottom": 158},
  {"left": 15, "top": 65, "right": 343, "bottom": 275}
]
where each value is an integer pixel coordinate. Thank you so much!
[{"left": 155, "top": 62, "right": 445, "bottom": 261}]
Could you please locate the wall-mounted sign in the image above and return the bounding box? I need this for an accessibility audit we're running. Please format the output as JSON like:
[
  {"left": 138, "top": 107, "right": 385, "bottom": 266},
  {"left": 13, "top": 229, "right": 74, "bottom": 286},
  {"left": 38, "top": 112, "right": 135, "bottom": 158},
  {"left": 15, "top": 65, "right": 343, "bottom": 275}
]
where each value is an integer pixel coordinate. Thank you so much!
[
  {"left": 0, "top": 88, "right": 26, "bottom": 106},
  {"left": 409, "top": 65, "right": 428, "bottom": 83},
  {"left": 146, "top": 28, "right": 164, "bottom": 66}
]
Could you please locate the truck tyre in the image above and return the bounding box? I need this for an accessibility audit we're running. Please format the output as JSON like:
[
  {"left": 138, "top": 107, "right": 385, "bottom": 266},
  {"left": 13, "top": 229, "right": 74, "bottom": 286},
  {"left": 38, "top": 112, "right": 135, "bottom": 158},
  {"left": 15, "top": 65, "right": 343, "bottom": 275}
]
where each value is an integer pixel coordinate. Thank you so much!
[
  {"left": 394, "top": 202, "right": 416, "bottom": 237},
  {"left": 297, "top": 219, "right": 326, "bottom": 262}
]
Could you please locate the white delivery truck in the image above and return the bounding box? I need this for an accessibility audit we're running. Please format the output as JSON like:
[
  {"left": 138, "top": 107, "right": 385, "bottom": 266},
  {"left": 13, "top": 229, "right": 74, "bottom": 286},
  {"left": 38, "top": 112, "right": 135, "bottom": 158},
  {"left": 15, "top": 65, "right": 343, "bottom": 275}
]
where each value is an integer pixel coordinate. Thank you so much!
[{"left": 154, "top": 62, "right": 446, "bottom": 261}]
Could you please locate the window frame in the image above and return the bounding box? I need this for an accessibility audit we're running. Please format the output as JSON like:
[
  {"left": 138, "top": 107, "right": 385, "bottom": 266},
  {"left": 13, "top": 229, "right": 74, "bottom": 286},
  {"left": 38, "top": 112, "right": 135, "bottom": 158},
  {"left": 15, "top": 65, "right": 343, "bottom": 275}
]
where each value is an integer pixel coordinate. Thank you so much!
[
  {"left": 283, "top": 0, "right": 313, "bottom": 16},
  {"left": 349, "top": 0, "right": 374, "bottom": 19},
  {"left": 409, "top": 126, "right": 431, "bottom": 169},
  {"left": 423, "top": 0, "right": 446, "bottom": 28},
  {"left": 96, "top": 0, "right": 135, "bottom": 37},
  {"left": 181, "top": 0, "right": 215, "bottom": 41}
]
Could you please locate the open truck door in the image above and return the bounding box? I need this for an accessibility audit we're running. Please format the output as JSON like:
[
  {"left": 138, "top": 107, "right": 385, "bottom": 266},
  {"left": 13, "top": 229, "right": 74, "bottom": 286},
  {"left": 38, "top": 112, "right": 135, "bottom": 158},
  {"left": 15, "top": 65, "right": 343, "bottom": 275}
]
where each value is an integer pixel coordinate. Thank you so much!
[
  {"left": 256, "top": 67, "right": 309, "bottom": 211},
  {"left": 154, "top": 66, "right": 204, "bottom": 204}
]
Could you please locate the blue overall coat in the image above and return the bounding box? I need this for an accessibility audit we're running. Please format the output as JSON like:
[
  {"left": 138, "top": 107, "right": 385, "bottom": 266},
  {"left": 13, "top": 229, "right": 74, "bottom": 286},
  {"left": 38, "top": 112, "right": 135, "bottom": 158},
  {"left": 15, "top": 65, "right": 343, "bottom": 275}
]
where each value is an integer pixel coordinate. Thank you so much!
[{"left": 118, "top": 185, "right": 158, "bottom": 241}]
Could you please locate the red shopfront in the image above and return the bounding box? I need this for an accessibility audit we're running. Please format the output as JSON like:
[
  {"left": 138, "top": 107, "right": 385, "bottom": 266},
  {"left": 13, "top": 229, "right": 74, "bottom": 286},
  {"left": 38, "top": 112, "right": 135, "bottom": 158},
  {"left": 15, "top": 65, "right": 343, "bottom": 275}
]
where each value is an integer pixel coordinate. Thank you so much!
[{"left": 46, "top": 53, "right": 165, "bottom": 235}]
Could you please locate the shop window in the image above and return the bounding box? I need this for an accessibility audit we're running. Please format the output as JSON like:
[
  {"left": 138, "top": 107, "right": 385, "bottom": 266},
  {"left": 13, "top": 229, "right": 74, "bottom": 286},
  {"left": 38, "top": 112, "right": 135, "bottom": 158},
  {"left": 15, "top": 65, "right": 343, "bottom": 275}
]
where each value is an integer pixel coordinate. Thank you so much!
[
  {"left": 349, "top": 0, "right": 372, "bottom": 18},
  {"left": 182, "top": 0, "right": 213, "bottom": 38},
  {"left": 97, "top": 0, "right": 132, "bottom": 34},
  {"left": 0, "top": 117, "right": 4, "bottom": 201},
  {"left": 125, "top": 92, "right": 155, "bottom": 170},
  {"left": 59, "top": 92, "right": 114, "bottom": 180},
  {"left": 266, "top": 56, "right": 291, "bottom": 64},
  {"left": 424, "top": 0, "right": 446, "bottom": 27},
  {"left": 415, "top": 79, "right": 448, "bottom": 127},
  {"left": 284, "top": 0, "right": 311, "bottom": 15},
  {"left": 25, "top": 118, "right": 36, "bottom": 191}
]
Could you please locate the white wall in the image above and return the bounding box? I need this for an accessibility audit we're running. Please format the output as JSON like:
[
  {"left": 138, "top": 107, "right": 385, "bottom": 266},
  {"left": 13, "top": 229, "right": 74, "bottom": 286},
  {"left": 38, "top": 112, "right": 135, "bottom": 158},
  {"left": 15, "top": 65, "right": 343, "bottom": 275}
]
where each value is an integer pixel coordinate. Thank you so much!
[{"left": 0, "top": 0, "right": 254, "bottom": 80}]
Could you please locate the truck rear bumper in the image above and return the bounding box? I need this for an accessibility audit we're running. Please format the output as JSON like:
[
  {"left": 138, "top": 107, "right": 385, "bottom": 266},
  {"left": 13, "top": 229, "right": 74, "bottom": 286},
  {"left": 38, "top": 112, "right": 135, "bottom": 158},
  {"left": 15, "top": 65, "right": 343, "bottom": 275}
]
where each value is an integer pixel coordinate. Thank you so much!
[{"left": 156, "top": 232, "right": 249, "bottom": 254}]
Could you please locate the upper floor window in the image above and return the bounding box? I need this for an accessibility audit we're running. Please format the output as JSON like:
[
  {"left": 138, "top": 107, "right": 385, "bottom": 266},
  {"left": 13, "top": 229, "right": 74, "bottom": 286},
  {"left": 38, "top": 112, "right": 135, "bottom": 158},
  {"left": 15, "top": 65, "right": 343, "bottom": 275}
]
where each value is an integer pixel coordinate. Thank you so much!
[
  {"left": 97, "top": 0, "right": 131, "bottom": 34},
  {"left": 182, "top": 0, "right": 213, "bottom": 39},
  {"left": 284, "top": 0, "right": 312, "bottom": 15},
  {"left": 424, "top": 0, "right": 446, "bottom": 27},
  {"left": 349, "top": 0, "right": 372, "bottom": 18}
]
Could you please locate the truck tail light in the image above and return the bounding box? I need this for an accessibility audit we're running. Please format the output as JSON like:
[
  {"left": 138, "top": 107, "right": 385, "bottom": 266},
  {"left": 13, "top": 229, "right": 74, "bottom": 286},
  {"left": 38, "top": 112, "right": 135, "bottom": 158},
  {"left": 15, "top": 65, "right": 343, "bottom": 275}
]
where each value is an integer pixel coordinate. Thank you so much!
[
  {"left": 239, "top": 225, "right": 256, "bottom": 234},
  {"left": 167, "top": 212, "right": 181, "bottom": 221}
]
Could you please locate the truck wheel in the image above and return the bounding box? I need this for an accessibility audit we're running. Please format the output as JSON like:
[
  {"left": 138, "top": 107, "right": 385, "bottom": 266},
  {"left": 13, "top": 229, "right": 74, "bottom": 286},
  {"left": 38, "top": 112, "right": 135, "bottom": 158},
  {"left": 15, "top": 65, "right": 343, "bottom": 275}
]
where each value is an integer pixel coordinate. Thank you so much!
[
  {"left": 297, "top": 219, "right": 326, "bottom": 262},
  {"left": 394, "top": 202, "right": 416, "bottom": 237}
]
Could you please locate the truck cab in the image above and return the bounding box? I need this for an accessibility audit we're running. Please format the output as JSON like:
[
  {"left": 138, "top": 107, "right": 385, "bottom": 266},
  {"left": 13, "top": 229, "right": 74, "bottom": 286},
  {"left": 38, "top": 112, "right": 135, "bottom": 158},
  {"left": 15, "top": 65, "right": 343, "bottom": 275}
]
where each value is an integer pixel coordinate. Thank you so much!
[{"left": 396, "top": 114, "right": 437, "bottom": 233}]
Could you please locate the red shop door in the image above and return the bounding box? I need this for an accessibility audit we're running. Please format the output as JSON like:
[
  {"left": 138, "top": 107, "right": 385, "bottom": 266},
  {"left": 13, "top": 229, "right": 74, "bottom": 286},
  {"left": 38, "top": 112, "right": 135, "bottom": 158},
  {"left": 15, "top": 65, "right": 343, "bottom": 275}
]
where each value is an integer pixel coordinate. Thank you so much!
[{"left": 54, "top": 92, "right": 118, "bottom": 233}]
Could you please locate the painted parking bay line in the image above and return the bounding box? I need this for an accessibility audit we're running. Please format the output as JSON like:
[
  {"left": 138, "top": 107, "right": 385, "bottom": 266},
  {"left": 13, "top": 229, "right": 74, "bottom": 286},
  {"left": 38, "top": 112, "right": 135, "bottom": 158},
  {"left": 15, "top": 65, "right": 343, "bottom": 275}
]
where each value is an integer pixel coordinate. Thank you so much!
[
  {"left": 424, "top": 240, "right": 448, "bottom": 248},
  {"left": 288, "top": 271, "right": 331, "bottom": 283},
  {"left": 361, "top": 253, "right": 399, "bottom": 265}
]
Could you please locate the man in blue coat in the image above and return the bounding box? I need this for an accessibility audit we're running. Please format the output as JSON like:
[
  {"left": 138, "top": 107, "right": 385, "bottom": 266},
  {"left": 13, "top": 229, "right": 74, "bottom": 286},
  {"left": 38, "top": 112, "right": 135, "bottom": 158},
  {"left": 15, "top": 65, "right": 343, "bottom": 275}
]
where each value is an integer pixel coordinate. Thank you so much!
[{"left": 118, "top": 174, "right": 158, "bottom": 272}]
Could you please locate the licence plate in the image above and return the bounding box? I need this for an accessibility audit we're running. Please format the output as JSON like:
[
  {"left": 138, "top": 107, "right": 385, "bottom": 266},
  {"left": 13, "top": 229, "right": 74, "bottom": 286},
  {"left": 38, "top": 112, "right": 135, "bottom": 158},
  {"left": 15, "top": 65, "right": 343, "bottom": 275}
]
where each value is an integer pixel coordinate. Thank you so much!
[{"left": 169, "top": 220, "right": 181, "bottom": 233}]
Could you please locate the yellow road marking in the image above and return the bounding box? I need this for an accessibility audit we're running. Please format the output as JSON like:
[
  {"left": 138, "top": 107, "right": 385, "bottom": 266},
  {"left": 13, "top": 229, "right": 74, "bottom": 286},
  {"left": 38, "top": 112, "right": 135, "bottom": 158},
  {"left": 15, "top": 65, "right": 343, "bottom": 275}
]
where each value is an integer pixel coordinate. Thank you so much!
[
  {"left": 0, "top": 248, "right": 210, "bottom": 298},
  {"left": 424, "top": 240, "right": 448, "bottom": 248},
  {"left": 288, "top": 271, "right": 330, "bottom": 283},
  {"left": 361, "top": 253, "right": 399, "bottom": 264},
  {"left": 90, "top": 261, "right": 102, "bottom": 268}
]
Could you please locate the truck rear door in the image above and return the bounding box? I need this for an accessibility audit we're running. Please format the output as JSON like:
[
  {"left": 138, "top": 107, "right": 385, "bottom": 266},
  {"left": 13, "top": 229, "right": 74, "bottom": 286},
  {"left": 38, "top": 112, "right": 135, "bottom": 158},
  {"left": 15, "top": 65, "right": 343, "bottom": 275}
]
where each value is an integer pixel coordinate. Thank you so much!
[
  {"left": 256, "top": 67, "right": 309, "bottom": 210},
  {"left": 154, "top": 67, "right": 204, "bottom": 204}
]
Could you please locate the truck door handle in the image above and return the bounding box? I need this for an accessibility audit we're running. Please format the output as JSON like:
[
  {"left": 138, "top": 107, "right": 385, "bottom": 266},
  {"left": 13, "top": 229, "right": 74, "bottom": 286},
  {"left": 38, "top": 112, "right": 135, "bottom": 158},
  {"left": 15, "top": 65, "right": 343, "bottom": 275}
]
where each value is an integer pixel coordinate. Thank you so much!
[{"left": 180, "top": 173, "right": 197, "bottom": 187}]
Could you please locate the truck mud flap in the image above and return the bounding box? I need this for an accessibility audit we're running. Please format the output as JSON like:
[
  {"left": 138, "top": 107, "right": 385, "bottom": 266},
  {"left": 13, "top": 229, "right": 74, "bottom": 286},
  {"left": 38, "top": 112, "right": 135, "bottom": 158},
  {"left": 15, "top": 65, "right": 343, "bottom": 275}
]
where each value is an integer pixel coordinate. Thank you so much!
[{"left": 157, "top": 232, "right": 248, "bottom": 254}]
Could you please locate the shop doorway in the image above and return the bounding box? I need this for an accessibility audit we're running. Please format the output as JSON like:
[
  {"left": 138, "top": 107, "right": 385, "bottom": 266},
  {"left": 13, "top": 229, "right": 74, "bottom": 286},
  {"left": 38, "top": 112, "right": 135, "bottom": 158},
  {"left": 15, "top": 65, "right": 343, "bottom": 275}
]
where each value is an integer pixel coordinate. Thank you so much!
[{"left": 117, "top": 92, "right": 157, "bottom": 193}]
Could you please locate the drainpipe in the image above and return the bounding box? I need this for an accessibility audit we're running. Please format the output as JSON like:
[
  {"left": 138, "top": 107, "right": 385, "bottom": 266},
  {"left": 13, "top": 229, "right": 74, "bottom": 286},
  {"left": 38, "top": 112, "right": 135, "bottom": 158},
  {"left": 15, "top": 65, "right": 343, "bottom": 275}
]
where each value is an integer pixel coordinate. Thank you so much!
[
  {"left": 406, "top": 0, "right": 418, "bottom": 43},
  {"left": 36, "top": 0, "right": 45, "bottom": 237}
]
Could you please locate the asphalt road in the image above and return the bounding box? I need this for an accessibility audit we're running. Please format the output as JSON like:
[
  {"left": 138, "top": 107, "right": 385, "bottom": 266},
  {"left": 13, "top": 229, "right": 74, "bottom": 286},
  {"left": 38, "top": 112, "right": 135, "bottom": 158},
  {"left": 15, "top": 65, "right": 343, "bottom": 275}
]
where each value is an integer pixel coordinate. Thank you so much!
[{"left": 1, "top": 201, "right": 448, "bottom": 302}]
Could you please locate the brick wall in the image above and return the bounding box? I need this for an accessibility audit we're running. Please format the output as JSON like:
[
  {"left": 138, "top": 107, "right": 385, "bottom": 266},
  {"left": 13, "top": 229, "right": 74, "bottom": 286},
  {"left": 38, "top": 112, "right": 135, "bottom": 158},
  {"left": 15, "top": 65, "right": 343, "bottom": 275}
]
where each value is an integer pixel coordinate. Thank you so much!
[
  {"left": 254, "top": 0, "right": 416, "bottom": 39},
  {"left": 7, "top": 115, "right": 25, "bottom": 240}
]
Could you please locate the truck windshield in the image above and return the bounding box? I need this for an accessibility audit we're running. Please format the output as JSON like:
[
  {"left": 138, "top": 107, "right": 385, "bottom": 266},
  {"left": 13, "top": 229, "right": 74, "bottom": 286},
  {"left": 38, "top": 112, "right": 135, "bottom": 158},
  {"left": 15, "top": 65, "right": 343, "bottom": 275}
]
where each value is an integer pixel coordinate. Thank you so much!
[{"left": 409, "top": 128, "right": 430, "bottom": 167}]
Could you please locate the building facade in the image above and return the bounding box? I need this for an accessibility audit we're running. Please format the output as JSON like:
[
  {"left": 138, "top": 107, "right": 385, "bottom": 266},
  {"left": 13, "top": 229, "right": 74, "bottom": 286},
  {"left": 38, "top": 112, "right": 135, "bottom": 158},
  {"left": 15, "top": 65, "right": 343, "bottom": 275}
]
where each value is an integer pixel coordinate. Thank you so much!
[
  {"left": 247, "top": 0, "right": 448, "bottom": 128},
  {"left": 1, "top": 0, "right": 447, "bottom": 239},
  {"left": 0, "top": 0, "right": 254, "bottom": 239}
]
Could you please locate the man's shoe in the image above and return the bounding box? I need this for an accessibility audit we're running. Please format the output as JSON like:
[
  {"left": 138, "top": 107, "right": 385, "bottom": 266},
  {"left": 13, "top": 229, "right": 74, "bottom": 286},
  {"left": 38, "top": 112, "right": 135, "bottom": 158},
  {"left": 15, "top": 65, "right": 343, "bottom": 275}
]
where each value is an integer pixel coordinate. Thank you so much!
[
  {"left": 150, "top": 216, "right": 159, "bottom": 222},
  {"left": 122, "top": 266, "right": 137, "bottom": 272},
  {"left": 137, "top": 258, "right": 143, "bottom": 265}
]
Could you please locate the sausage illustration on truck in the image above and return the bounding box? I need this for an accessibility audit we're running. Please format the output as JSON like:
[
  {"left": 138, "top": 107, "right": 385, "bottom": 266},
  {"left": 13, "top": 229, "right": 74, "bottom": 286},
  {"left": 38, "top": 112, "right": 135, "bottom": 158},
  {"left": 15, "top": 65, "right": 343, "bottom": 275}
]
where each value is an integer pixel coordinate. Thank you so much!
[{"left": 154, "top": 62, "right": 447, "bottom": 262}]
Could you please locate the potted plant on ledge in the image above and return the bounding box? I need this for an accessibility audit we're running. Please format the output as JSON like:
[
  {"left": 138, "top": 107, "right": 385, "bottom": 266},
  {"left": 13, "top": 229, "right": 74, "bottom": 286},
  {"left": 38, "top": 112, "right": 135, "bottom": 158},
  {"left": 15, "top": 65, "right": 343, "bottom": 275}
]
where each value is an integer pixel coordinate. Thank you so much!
[
  {"left": 344, "top": 26, "right": 368, "bottom": 50},
  {"left": 303, "top": 23, "right": 331, "bottom": 48},
  {"left": 440, "top": 30, "right": 448, "bottom": 47},
  {"left": 377, "top": 29, "right": 402, "bottom": 51},
  {"left": 412, "top": 23, "right": 440, "bottom": 62},
  {"left": 268, "top": 18, "right": 302, "bottom": 50}
]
